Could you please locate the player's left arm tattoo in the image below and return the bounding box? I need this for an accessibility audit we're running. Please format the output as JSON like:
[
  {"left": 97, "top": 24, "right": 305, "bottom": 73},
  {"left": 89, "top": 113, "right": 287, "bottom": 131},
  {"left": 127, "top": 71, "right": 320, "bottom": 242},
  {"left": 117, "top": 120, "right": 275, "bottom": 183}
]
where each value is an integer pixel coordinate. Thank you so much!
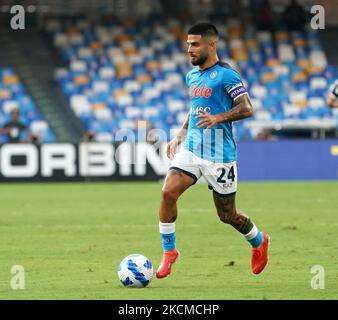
[{"left": 195, "top": 94, "right": 253, "bottom": 128}]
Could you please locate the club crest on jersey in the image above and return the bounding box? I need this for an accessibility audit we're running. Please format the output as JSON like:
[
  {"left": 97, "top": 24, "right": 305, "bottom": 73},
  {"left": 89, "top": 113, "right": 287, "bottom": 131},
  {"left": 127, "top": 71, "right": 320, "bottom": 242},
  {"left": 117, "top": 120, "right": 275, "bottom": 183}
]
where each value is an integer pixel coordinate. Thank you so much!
[
  {"left": 189, "top": 84, "right": 212, "bottom": 99},
  {"left": 209, "top": 70, "right": 218, "bottom": 79}
]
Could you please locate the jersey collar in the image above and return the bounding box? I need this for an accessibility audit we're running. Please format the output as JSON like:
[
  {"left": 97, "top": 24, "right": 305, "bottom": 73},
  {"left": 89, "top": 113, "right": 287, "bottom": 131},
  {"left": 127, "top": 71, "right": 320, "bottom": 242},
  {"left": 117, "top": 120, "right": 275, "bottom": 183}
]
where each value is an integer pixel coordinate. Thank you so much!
[{"left": 198, "top": 61, "right": 219, "bottom": 72}]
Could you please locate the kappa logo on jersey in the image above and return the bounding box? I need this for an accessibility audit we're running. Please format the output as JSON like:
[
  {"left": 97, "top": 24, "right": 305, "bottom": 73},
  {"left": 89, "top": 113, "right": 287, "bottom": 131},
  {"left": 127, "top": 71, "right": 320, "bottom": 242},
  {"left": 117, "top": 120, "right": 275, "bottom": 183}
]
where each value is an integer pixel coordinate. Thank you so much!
[{"left": 189, "top": 84, "right": 212, "bottom": 99}]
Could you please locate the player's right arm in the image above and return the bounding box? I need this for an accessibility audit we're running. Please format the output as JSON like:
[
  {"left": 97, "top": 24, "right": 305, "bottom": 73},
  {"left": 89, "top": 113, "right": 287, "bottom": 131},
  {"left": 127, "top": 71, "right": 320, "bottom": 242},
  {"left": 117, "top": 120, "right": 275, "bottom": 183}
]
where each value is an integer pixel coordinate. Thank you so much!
[
  {"left": 166, "top": 112, "right": 190, "bottom": 159},
  {"left": 167, "top": 70, "right": 192, "bottom": 159}
]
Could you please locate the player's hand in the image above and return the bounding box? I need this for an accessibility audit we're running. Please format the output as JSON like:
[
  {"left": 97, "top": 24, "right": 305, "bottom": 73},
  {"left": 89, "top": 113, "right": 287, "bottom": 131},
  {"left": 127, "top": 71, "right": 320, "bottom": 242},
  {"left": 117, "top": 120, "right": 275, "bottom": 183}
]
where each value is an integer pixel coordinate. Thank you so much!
[
  {"left": 195, "top": 110, "right": 220, "bottom": 129},
  {"left": 166, "top": 138, "right": 181, "bottom": 159}
]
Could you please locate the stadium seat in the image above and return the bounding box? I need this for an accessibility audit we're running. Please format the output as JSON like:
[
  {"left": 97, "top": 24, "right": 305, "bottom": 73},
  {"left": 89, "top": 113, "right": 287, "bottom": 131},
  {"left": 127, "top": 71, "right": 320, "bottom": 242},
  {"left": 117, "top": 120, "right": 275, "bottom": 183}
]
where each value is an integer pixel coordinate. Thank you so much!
[
  {"left": 47, "top": 17, "right": 337, "bottom": 141},
  {"left": 0, "top": 68, "right": 56, "bottom": 142}
]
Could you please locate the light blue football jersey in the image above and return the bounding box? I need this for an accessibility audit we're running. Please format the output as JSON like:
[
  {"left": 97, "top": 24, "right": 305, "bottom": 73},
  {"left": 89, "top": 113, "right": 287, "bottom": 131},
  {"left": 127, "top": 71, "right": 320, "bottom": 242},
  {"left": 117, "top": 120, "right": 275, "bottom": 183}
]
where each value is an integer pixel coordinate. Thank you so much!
[{"left": 183, "top": 61, "right": 248, "bottom": 163}]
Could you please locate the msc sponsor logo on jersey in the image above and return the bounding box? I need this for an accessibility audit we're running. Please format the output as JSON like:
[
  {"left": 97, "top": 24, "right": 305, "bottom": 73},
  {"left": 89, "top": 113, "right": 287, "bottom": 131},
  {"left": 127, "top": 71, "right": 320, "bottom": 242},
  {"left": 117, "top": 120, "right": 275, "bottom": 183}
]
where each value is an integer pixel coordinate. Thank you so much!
[
  {"left": 189, "top": 84, "right": 212, "bottom": 99},
  {"left": 190, "top": 106, "right": 211, "bottom": 115}
]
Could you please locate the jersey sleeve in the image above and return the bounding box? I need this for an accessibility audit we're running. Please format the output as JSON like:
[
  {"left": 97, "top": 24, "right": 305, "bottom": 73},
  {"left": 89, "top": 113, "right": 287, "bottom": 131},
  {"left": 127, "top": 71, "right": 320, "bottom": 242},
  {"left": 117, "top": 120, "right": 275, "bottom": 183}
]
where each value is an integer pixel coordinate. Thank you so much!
[
  {"left": 222, "top": 68, "right": 248, "bottom": 101},
  {"left": 185, "top": 72, "right": 191, "bottom": 87}
]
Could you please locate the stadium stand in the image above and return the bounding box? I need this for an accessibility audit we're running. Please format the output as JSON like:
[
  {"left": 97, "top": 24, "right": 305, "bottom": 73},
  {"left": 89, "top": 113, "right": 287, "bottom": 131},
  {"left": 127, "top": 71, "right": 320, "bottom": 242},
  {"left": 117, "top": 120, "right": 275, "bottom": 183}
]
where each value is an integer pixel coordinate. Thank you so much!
[
  {"left": 0, "top": 68, "right": 55, "bottom": 143},
  {"left": 46, "top": 15, "right": 338, "bottom": 141}
]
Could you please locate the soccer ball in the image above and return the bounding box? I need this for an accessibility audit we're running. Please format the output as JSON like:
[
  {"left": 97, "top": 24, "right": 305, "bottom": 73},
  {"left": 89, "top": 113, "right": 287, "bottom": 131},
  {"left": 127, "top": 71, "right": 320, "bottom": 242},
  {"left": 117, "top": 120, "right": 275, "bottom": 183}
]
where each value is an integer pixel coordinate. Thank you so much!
[{"left": 118, "top": 254, "right": 153, "bottom": 288}]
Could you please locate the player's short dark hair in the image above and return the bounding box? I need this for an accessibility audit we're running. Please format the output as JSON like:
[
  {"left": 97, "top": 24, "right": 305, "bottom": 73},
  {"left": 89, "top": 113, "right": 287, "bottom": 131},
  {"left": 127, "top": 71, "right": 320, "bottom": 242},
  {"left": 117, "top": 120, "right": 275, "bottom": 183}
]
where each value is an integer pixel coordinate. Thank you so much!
[{"left": 187, "top": 23, "right": 219, "bottom": 38}]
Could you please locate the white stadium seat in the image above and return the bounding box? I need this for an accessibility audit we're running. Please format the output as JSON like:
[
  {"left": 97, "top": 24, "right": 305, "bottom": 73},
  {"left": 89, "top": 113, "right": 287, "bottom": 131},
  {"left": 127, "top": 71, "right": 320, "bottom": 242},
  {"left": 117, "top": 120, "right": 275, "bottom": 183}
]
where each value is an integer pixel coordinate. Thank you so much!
[
  {"left": 283, "top": 104, "right": 300, "bottom": 117},
  {"left": 115, "top": 94, "right": 133, "bottom": 106},
  {"left": 250, "top": 84, "right": 267, "bottom": 99},
  {"left": 54, "top": 33, "right": 68, "bottom": 48},
  {"left": 278, "top": 44, "right": 295, "bottom": 62},
  {"left": 94, "top": 108, "right": 112, "bottom": 121},
  {"left": 165, "top": 73, "right": 182, "bottom": 86},
  {"left": 177, "top": 111, "right": 188, "bottom": 123},
  {"left": 78, "top": 47, "right": 93, "bottom": 59},
  {"left": 119, "top": 119, "right": 136, "bottom": 130},
  {"left": 99, "top": 67, "right": 115, "bottom": 80},
  {"left": 310, "top": 77, "right": 327, "bottom": 90},
  {"left": 254, "top": 110, "right": 272, "bottom": 121},
  {"left": 92, "top": 80, "right": 110, "bottom": 93},
  {"left": 70, "top": 95, "right": 91, "bottom": 115},
  {"left": 54, "top": 68, "right": 68, "bottom": 80},
  {"left": 308, "top": 97, "right": 326, "bottom": 109},
  {"left": 143, "top": 107, "right": 159, "bottom": 118},
  {"left": 96, "top": 133, "right": 113, "bottom": 142},
  {"left": 143, "top": 87, "right": 161, "bottom": 100},
  {"left": 124, "top": 80, "right": 141, "bottom": 93},
  {"left": 125, "top": 107, "right": 142, "bottom": 118},
  {"left": 3, "top": 100, "right": 19, "bottom": 114},
  {"left": 155, "top": 80, "right": 171, "bottom": 91},
  {"left": 168, "top": 100, "right": 185, "bottom": 112},
  {"left": 70, "top": 60, "right": 87, "bottom": 72},
  {"left": 30, "top": 120, "right": 48, "bottom": 134},
  {"left": 310, "top": 51, "right": 328, "bottom": 69}
]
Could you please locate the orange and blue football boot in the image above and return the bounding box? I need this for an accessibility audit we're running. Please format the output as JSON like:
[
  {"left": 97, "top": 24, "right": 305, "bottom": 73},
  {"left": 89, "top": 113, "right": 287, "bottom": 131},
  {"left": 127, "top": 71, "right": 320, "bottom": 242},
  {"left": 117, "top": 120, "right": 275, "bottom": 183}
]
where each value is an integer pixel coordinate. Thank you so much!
[
  {"left": 251, "top": 232, "right": 270, "bottom": 275},
  {"left": 156, "top": 249, "right": 180, "bottom": 279}
]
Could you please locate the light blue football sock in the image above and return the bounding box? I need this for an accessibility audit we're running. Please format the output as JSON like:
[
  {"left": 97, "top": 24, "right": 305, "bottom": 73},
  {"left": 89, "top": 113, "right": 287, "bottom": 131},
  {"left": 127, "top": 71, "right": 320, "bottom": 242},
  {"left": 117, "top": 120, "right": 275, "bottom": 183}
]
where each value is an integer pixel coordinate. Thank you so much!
[
  {"left": 160, "top": 233, "right": 176, "bottom": 251},
  {"left": 248, "top": 231, "right": 263, "bottom": 248},
  {"left": 244, "top": 224, "right": 263, "bottom": 248},
  {"left": 159, "top": 222, "right": 176, "bottom": 251}
]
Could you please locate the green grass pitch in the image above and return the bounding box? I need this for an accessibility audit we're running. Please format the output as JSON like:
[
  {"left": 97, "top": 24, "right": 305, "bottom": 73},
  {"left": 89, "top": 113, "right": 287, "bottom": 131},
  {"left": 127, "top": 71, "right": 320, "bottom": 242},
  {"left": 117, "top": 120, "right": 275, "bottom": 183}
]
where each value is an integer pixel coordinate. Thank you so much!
[{"left": 0, "top": 181, "right": 337, "bottom": 300}]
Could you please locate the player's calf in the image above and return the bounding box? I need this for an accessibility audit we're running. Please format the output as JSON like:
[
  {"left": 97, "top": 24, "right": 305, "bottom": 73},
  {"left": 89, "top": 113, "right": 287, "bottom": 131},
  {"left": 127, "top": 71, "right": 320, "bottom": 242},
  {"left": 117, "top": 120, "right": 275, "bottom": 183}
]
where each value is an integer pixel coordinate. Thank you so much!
[{"left": 213, "top": 191, "right": 269, "bottom": 273}]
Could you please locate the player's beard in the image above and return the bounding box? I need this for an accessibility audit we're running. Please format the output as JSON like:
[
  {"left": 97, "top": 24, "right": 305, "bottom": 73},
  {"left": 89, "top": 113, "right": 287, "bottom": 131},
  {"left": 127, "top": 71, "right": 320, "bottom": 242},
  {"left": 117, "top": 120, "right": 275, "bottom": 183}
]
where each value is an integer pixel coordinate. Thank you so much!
[{"left": 191, "top": 53, "right": 208, "bottom": 66}]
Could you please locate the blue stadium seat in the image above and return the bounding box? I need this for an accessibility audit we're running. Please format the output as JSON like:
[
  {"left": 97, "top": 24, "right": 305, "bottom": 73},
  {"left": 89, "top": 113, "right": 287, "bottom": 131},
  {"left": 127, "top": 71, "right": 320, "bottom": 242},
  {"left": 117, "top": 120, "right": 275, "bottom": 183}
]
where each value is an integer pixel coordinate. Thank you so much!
[
  {"left": 47, "top": 19, "right": 336, "bottom": 141},
  {"left": 0, "top": 68, "right": 55, "bottom": 143}
]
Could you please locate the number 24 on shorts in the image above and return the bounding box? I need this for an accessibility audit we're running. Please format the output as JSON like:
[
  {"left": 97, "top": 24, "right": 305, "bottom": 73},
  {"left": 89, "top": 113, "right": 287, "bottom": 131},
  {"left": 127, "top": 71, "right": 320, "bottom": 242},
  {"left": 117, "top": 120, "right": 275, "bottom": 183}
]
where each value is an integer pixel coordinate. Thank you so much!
[{"left": 216, "top": 166, "right": 235, "bottom": 183}]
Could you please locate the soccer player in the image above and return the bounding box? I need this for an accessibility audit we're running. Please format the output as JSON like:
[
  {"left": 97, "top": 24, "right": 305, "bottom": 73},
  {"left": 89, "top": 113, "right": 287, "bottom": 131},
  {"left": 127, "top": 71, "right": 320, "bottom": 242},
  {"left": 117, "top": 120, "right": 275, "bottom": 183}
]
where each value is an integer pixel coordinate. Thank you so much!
[
  {"left": 327, "top": 80, "right": 338, "bottom": 109},
  {"left": 156, "top": 23, "right": 270, "bottom": 279}
]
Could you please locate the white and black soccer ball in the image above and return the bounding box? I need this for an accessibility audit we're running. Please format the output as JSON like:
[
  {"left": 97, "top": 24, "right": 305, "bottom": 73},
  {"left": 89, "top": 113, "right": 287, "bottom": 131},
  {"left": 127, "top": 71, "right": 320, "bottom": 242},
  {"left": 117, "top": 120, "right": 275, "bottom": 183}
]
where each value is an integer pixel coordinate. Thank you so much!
[{"left": 118, "top": 254, "right": 153, "bottom": 288}]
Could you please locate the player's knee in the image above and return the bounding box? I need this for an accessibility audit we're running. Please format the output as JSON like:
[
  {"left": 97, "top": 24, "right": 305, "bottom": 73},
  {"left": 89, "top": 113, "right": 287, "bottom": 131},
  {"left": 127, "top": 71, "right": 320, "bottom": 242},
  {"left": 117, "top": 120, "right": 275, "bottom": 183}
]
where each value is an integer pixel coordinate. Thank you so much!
[{"left": 161, "top": 188, "right": 179, "bottom": 204}]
